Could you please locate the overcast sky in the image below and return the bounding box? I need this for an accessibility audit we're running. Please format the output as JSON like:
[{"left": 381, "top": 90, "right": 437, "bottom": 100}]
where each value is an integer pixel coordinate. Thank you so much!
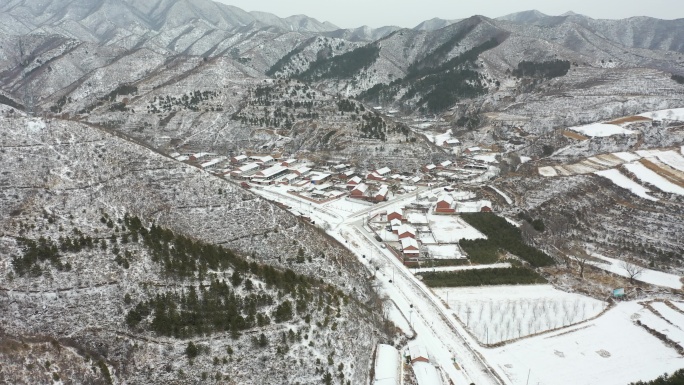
[{"left": 216, "top": 0, "right": 683, "bottom": 28}]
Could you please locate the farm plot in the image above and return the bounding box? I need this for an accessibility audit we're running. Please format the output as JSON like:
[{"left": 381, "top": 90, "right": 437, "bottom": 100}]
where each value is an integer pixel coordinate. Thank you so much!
[
  {"left": 655, "top": 150, "right": 684, "bottom": 172},
  {"left": 568, "top": 122, "right": 636, "bottom": 137},
  {"left": 638, "top": 310, "right": 684, "bottom": 346},
  {"left": 484, "top": 301, "right": 684, "bottom": 385},
  {"left": 424, "top": 244, "right": 466, "bottom": 259},
  {"left": 433, "top": 285, "right": 607, "bottom": 345},
  {"left": 639, "top": 108, "right": 684, "bottom": 121},
  {"left": 624, "top": 162, "right": 684, "bottom": 196},
  {"left": 428, "top": 215, "right": 486, "bottom": 243},
  {"left": 594, "top": 169, "right": 658, "bottom": 201}
]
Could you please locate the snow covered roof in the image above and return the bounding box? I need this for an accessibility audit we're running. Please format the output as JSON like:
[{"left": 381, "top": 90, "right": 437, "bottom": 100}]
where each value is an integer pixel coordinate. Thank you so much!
[
  {"left": 251, "top": 155, "right": 274, "bottom": 163},
  {"left": 440, "top": 160, "right": 453, "bottom": 167},
  {"left": 390, "top": 174, "right": 402, "bottom": 179},
  {"left": 401, "top": 238, "right": 420, "bottom": 251},
  {"left": 314, "top": 183, "right": 333, "bottom": 190},
  {"left": 438, "top": 194, "right": 454, "bottom": 205},
  {"left": 292, "top": 166, "right": 311, "bottom": 175},
  {"left": 353, "top": 183, "right": 369, "bottom": 193},
  {"left": 446, "top": 139, "right": 460, "bottom": 144},
  {"left": 467, "top": 147, "right": 482, "bottom": 152},
  {"left": 398, "top": 224, "right": 416, "bottom": 235},
  {"left": 175, "top": 155, "right": 190, "bottom": 162},
  {"left": 376, "top": 167, "right": 391, "bottom": 175},
  {"left": 169, "top": 152, "right": 181, "bottom": 158},
  {"left": 425, "top": 164, "right": 436, "bottom": 170},
  {"left": 284, "top": 173, "right": 299, "bottom": 181},
  {"left": 282, "top": 158, "right": 297, "bottom": 164},
  {"left": 411, "top": 176, "right": 422, "bottom": 183},
  {"left": 376, "top": 186, "right": 389, "bottom": 197},
  {"left": 201, "top": 157, "right": 226, "bottom": 168},
  {"left": 343, "top": 170, "right": 355, "bottom": 177},
  {"left": 391, "top": 218, "right": 402, "bottom": 227},
  {"left": 310, "top": 173, "right": 331, "bottom": 182},
  {"left": 238, "top": 163, "right": 260, "bottom": 173},
  {"left": 192, "top": 152, "right": 214, "bottom": 159},
  {"left": 333, "top": 163, "right": 349, "bottom": 170},
  {"left": 348, "top": 176, "right": 362, "bottom": 184},
  {"left": 255, "top": 164, "right": 288, "bottom": 178},
  {"left": 412, "top": 362, "right": 441, "bottom": 385},
  {"left": 408, "top": 342, "right": 429, "bottom": 361},
  {"left": 232, "top": 155, "right": 248, "bottom": 161}
]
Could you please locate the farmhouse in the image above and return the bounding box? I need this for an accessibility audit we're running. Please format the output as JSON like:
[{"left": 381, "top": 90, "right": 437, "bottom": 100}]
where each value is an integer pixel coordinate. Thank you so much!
[
  {"left": 280, "top": 158, "right": 297, "bottom": 167},
  {"left": 351, "top": 183, "right": 369, "bottom": 198},
  {"left": 252, "top": 164, "right": 288, "bottom": 181},
  {"left": 291, "top": 166, "right": 312, "bottom": 176},
  {"left": 397, "top": 224, "right": 416, "bottom": 239},
  {"left": 388, "top": 209, "right": 403, "bottom": 222},
  {"left": 231, "top": 154, "right": 248, "bottom": 164},
  {"left": 310, "top": 172, "right": 331, "bottom": 185},
  {"left": 390, "top": 218, "right": 402, "bottom": 233},
  {"left": 375, "top": 185, "right": 389, "bottom": 202},
  {"left": 423, "top": 164, "right": 437, "bottom": 173},
  {"left": 250, "top": 155, "right": 275, "bottom": 165},
  {"left": 347, "top": 176, "right": 362, "bottom": 189},
  {"left": 367, "top": 172, "right": 386, "bottom": 182},
  {"left": 401, "top": 238, "right": 420, "bottom": 257},
  {"left": 230, "top": 162, "right": 260, "bottom": 179},
  {"left": 435, "top": 194, "right": 456, "bottom": 213},
  {"left": 376, "top": 167, "right": 392, "bottom": 176},
  {"left": 407, "top": 342, "right": 430, "bottom": 364}
]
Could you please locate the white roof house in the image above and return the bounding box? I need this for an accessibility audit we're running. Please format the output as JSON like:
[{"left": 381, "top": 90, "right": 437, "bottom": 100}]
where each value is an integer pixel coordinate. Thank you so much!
[
  {"left": 390, "top": 218, "right": 402, "bottom": 230},
  {"left": 401, "top": 238, "right": 420, "bottom": 252},
  {"left": 347, "top": 176, "right": 363, "bottom": 185},
  {"left": 440, "top": 160, "right": 453, "bottom": 168},
  {"left": 412, "top": 362, "right": 442, "bottom": 385},
  {"left": 408, "top": 342, "right": 430, "bottom": 362},
  {"left": 254, "top": 164, "right": 288, "bottom": 179},
  {"left": 238, "top": 163, "right": 260, "bottom": 173},
  {"left": 201, "top": 157, "right": 226, "bottom": 169},
  {"left": 376, "top": 167, "right": 392, "bottom": 176},
  {"left": 310, "top": 173, "right": 331, "bottom": 183},
  {"left": 292, "top": 166, "right": 312, "bottom": 176},
  {"left": 438, "top": 194, "right": 455, "bottom": 205},
  {"left": 425, "top": 164, "right": 437, "bottom": 171},
  {"left": 376, "top": 185, "right": 389, "bottom": 198},
  {"left": 398, "top": 224, "right": 416, "bottom": 237},
  {"left": 352, "top": 183, "right": 369, "bottom": 194}
]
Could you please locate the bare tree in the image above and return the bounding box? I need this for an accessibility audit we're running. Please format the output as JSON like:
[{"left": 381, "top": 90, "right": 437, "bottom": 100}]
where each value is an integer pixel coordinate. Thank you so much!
[{"left": 620, "top": 259, "right": 645, "bottom": 284}]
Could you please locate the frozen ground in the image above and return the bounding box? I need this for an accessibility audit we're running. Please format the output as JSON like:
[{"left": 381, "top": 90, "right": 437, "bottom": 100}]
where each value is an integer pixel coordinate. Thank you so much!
[
  {"left": 590, "top": 254, "right": 683, "bottom": 290},
  {"left": 485, "top": 301, "right": 684, "bottom": 385},
  {"left": 433, "top": 285, "right": 607, "bottom": 345},
  {"left": 374, "top": 344, "right": 402, "bottom": 385}
]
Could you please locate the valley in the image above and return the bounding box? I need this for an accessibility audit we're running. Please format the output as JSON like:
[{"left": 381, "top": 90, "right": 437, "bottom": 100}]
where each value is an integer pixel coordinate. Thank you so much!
[{"left": 0, "top": 1, "right": 683, "bottom": 384}]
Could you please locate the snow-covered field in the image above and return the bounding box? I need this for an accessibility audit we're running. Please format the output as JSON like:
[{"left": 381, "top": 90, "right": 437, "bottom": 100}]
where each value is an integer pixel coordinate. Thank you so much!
[
  {"left": 538, "top": 166, "right": 557, "bottom": 177},
  {"left": 374, "top": 344, "right": 401, "bottom": 385},
  {"left": 428, "top": 215, "right": 486, "bottom": 244},
  {"left": 424, "top": 244, "right": 466, "bottom": 260},
  {"left": 590, "top": 254, "right": 683, "bottom": 289},
  {"left": 434, "top": 285, "right": 607, "bottom": 345},
  {"left": 485, "top": 301, "right": 684, "bottom": 385},
  {"left": 624, "top": 162, "right": 684, "bottom": 196},
  {"left": 639, "top": 108, "right": 684, "bottom": 121},
  {"left": 568, "top": 122, "right": 635, "bottom": 137},
  {"left": 594, "top": 169, "right": 658, "bottom": 201}
]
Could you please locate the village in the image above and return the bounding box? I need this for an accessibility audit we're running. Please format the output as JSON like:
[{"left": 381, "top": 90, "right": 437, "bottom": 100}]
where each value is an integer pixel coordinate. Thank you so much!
[{"left": 168, "top": 141, "right": 503, "bottom": 270}]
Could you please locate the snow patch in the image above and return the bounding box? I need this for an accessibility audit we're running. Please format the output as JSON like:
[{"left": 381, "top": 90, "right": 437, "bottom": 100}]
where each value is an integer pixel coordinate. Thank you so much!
[
  {"left": 594, "top": 169, "right": 658, "bottom": 201},
  {"left": 568, "top": 123, "right": 635, "bottom": 137}
]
